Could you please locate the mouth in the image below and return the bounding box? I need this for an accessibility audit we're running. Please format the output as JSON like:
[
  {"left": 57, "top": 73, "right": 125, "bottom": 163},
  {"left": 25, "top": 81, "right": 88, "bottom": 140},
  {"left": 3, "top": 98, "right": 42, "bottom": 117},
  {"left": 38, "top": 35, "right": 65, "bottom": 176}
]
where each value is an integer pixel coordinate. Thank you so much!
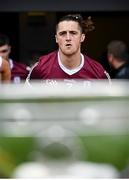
[{"left": 65, "top": 44, "right": 72, "bottom": 47}]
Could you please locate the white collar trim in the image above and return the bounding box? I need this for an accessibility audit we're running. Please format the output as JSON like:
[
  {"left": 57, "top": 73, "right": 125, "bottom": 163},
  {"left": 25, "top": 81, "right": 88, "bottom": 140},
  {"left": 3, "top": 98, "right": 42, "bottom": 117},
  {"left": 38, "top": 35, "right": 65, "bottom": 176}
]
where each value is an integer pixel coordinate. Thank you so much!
[{"left": 58, "top": 52, "right": 84, "bottom": 75}]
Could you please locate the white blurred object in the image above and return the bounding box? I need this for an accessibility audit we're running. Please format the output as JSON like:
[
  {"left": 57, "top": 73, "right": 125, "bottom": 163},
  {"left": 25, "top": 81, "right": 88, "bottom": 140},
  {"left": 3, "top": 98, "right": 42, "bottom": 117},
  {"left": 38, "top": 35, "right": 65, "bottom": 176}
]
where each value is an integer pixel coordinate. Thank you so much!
[
  {"left": 67, "top": 161, "right": 119, "bottom": 178},
  {"left": 12, "top": 162, "right": 50, "bottom": 178}
]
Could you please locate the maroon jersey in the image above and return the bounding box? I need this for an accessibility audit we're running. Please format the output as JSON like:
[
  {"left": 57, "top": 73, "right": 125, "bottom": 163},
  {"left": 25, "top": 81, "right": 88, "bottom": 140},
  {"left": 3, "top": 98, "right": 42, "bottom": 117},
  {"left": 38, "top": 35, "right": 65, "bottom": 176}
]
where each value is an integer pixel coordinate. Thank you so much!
[
  {"left": 9, "top": 59, "right": 30, "bottom": 83},
  {"left": 27, "top": 51, "right": 109, "bottom": 83}
]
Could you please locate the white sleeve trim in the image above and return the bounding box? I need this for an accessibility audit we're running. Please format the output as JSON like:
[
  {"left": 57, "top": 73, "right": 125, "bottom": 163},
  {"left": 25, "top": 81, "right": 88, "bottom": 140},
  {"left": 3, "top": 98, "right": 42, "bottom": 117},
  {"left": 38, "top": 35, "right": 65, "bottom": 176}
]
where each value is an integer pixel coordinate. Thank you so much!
[{"left": 0, "top": 56, "right": 3, "bottom": 68}]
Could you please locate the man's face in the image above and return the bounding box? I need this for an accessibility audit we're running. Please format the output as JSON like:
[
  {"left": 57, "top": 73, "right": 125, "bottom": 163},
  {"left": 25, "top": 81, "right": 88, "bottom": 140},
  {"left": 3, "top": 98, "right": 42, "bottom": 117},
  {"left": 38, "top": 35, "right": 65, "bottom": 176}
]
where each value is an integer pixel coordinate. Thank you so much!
[
  {"left": 55, "top": 21, "right": 85, "bottom": 56},
  {"left": 0, "top": 45, "right": 11, "bottom": 60}
]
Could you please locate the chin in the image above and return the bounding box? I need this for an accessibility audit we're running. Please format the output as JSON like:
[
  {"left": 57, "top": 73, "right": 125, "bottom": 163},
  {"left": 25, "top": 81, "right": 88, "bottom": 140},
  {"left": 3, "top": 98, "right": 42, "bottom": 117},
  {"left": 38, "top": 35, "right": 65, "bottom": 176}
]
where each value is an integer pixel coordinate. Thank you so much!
[{"left": 63, "top": 50, "right": 75, "bottom": 56}]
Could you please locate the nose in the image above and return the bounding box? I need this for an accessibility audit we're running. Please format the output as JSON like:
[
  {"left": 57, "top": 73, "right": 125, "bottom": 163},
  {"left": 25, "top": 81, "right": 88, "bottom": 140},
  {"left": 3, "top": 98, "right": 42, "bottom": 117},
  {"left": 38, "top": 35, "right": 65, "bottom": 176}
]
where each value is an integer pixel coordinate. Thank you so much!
[{"left": 66, "top": 32, "right": 71, "bottom": 41}]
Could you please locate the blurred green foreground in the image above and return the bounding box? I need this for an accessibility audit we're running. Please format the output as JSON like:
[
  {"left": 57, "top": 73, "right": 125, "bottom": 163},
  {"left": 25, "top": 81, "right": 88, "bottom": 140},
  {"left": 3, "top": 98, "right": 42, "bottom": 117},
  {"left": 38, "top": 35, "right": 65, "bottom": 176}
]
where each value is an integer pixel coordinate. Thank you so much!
[{"left": 0, "top": 81, "right": 129, "bottom": 178}]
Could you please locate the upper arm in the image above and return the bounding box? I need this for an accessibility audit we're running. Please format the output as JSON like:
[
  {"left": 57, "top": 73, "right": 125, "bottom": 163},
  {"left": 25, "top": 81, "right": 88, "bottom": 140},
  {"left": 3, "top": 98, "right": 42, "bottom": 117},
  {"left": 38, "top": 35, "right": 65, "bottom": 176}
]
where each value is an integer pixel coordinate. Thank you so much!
[{"left": 1, "top": 59, "right": 11, "bottom": 82}]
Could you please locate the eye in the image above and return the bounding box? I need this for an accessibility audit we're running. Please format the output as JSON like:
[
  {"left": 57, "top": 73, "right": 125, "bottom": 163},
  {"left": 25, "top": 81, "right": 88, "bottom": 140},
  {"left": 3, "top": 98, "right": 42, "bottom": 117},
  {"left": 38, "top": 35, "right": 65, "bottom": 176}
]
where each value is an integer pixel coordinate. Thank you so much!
[
  {"left": 59, "top": 31, "right": 66, "bottom": 36},
  {"left": 70, "top": 31, "right": 78, "bottom": 35}
]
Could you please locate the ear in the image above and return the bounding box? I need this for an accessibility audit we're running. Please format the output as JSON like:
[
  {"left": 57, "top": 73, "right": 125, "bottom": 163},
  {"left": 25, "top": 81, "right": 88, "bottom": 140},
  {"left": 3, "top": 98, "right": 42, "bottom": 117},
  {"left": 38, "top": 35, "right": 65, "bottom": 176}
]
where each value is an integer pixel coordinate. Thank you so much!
[
  {"left": 55, "top": 35, "right": 58, "bottom": 43},
  {"left": 108, "top": 54, "right": 113, "bottom": 63},
  {"left": 81, "top": 34, "right": 85, "bottom": 42},
  {"left": 8, "top": 45, "right": 11, "bottom": 54}
]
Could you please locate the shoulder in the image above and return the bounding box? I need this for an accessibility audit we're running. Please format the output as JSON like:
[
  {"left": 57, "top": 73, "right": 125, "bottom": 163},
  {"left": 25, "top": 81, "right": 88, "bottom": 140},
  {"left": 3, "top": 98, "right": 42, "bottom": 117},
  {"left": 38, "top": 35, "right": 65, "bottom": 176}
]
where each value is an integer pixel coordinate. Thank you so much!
[
  {"left": 10, "top": 61, "right": 30, "bottom": 81},
  {"left": 31, "top": 51, "right": 58, "bottom": 71},
  {"left": 12, "top": 60, "right": 29, "bottom": 71},
  {"left": 38, "top": 51, "right": 58, "bottom": 65},
  {"left": 0, "top": 58, "right": 11, "bottom": 82},
  {"left": 0, "top": 57, "right": 8, "bottom": 70},
  {"left": 84, "top": 55, "right": 109, "bottom": 79},
  {"left": 116, "top": 64, "right": 129, "bottom": 79},
  {"left": 1, "top": 58, "right": 10, "bottom": 70},
  {"left": 26, "top": 51, "right": 57, "bottom": 81},
  {"left": 85, "top": 55, "right": 104, "bottom": 69}
]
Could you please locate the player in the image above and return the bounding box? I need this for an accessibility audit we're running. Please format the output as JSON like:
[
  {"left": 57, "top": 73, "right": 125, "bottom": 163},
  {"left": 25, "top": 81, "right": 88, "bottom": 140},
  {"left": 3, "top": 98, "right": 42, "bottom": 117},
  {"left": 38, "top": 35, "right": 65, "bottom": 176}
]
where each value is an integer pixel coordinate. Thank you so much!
[
  {"left": 26, "top": 14, "right": 110, "bottom": 85},
  {"left": 0, "top": 34, "right": 30, "bottom": 83}
]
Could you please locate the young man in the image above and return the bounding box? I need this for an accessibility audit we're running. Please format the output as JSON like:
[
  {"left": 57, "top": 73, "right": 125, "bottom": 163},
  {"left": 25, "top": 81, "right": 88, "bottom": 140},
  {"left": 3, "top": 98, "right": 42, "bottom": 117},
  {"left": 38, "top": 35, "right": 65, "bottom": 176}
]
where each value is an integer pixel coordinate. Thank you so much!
[
  {"left": 0, "top": 34, "right": 30, "bottom": 83},
  {"left": 0, "top": 56, "right": 11, "bottom": 83},
  {"left": 27, "top": 14, "right": 110, "bottom": 85},
  {"left": 107, "top": 40, "right": 129, "bottom": 79}
]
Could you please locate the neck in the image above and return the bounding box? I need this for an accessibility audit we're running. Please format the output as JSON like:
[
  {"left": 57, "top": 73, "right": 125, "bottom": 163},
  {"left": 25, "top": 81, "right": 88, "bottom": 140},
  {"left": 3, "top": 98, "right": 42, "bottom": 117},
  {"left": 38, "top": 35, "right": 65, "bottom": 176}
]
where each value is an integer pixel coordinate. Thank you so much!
[
  {"left": 113, "top": 59, "right": 125, "bottom": 69},
  {"left": 58, "top": 50, "right": 82, "bottom": 69}
]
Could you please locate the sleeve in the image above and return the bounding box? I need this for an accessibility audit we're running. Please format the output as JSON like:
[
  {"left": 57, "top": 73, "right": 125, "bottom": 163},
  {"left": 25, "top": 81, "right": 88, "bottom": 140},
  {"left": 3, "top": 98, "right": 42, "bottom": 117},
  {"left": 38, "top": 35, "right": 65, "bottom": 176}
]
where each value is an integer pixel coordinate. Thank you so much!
[{"left": 25, "top": 61, "right": 41, "bottom": 84}]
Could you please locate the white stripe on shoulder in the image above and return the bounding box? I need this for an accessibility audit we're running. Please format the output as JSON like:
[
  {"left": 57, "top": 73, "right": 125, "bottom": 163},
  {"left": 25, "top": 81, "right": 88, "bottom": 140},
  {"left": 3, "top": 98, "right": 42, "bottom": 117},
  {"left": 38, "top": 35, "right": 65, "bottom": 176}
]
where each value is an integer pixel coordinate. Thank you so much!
[
  {"left": 25, "top": 62, "right": 39, "bottom": 86},
  {"left": 104, "top": 71, "right": 112, "bottom": 85}
]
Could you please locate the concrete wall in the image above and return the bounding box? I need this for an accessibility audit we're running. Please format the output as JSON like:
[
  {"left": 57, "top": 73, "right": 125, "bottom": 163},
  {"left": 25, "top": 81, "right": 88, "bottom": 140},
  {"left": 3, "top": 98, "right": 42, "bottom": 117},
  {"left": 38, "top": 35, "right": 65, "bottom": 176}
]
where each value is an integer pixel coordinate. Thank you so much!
[{"left": 0, "top": 0, "right": 129, "bottom": 12}]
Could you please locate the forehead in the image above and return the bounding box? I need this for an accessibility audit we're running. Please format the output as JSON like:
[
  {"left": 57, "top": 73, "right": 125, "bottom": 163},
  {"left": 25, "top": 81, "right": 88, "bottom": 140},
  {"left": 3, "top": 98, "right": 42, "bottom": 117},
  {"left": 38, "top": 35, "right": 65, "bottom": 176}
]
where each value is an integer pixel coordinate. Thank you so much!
[{"left": 57, "top": 20, "right": 81, "bottom": 32}]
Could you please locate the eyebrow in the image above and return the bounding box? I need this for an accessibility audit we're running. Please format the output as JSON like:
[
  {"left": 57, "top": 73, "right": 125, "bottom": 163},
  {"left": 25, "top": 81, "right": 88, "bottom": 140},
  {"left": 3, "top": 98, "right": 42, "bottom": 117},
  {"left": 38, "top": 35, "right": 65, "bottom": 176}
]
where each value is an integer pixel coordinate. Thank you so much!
[{"left": 58, "top": 30, "right": 78, "bottom": 35}]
